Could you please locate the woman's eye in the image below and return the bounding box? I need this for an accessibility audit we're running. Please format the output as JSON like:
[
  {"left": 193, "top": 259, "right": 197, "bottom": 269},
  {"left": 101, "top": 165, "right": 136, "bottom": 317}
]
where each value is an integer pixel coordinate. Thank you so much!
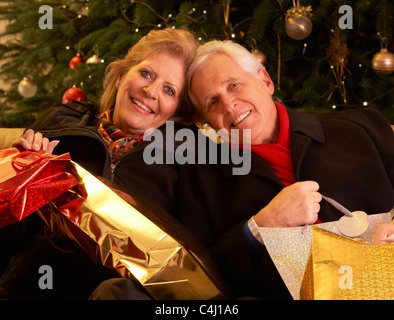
[
  {"left": 141, "top": 70, "right": 152, "bottom": 79},
  {"left": 164, "top": 86, "right": 175, "bottom": 96}
]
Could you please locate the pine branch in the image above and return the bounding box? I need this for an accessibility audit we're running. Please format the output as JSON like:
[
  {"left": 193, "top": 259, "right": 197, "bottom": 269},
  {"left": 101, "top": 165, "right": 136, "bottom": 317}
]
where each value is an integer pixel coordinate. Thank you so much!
[
  {"left": 246, "top": 0, "right": 281, "bottom": 46},
  {"left": 376, "top": 0, "right": 394, "bottom": 42}
]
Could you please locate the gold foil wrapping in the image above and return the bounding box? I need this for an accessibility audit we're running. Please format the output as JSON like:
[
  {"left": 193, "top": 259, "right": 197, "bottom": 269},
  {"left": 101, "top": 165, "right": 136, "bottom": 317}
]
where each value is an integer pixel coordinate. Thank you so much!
[
  {"left": 42, "top": 162, "right": 227, "bottom": 300},
  {"left": 259, "top": 210, "right": 394, "bottom": 300}
]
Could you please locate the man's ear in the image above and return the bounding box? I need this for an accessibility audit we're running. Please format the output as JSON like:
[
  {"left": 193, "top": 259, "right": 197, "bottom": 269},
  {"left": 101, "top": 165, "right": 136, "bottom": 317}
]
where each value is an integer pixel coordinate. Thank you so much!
[{"left": 258, "top": 68, "right": 275, "bottom": 95}]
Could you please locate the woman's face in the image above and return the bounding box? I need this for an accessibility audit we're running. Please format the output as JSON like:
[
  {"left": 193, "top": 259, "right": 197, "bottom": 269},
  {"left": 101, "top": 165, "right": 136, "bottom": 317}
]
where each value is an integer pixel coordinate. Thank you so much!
[{"left": 113, "top": 52, "right": 185, "bottom": 135}]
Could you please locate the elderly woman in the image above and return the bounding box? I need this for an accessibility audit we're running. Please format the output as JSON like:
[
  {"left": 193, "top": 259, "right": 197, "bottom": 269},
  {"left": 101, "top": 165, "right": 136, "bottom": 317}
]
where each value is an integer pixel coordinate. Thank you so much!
[
  {"left": 1, "top": 27, "right": 199, "bottom": 299},
  {"left": 12, "top": 27, "right": 198, "bottom": 208}
]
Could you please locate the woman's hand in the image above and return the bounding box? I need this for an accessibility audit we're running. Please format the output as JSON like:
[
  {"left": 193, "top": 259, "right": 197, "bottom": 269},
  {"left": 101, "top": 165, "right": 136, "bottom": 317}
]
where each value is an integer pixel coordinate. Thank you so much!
[
  {"left": 254, "top": 181, "right": 322, "bottom": 228},
  {"left": 373, "top": 218, "right": 394, "bottom": 244},
  {"left": 10, "top": 129, "right": 59, "bottom": 154}
]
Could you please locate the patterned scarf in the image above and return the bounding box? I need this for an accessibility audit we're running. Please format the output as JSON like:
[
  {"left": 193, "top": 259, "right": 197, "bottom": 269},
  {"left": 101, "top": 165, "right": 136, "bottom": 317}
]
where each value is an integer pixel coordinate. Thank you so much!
[{"left": 98, "top": 110, "right": 143, "bottom": 163}]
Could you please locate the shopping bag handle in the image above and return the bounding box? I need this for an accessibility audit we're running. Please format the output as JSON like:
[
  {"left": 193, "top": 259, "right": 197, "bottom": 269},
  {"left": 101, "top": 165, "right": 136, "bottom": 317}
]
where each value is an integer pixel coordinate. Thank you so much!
[{"left": 11, "top": 151, "right": 54, "bottom": 172}]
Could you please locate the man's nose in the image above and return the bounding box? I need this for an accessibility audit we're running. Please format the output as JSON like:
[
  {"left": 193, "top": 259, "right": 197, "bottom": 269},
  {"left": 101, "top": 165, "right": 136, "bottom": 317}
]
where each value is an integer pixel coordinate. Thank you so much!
[{"left": 221, "top": 95, "right": 237, "bottom": 113}]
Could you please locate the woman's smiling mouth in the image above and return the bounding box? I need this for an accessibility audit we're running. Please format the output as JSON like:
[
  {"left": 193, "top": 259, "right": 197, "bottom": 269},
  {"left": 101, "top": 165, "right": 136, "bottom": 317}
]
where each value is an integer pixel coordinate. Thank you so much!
[{"left": 131, "top": 98, "right": 154, "bottom": 114}]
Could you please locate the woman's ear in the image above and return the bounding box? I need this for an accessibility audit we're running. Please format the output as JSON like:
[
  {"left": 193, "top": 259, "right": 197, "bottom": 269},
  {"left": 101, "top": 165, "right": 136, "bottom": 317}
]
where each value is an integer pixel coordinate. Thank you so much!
[
  {"left": 116, "top": 75, "right": 123, "bottom": 89},
  {"left": 258, "top": 68, "right": 275, "bottom": 95}
]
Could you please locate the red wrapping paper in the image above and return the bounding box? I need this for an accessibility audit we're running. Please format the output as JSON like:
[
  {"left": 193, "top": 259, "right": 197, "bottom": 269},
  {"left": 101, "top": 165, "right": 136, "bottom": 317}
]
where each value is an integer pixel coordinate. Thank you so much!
[{"left": 0, "top": 148, "right": 79, "bottom": 228}]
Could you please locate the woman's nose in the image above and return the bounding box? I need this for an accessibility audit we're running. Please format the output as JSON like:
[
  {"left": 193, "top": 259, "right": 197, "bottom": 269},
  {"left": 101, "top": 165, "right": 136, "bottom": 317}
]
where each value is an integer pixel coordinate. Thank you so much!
[{"left": 143, "top": 82, "right": 158, "bottom": 99}]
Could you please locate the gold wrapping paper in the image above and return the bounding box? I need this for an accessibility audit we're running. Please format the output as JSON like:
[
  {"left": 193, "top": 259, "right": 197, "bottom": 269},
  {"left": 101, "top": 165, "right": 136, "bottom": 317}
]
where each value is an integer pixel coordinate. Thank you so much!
[
  {"left": 258, "top": 210, "right": 394, "bottom": 300},
  {"left": 41, "top": 162, "right": 227, "bottom": 300},
  {"left": 300, "top": 227, "right": 394, "bottom": 300}
]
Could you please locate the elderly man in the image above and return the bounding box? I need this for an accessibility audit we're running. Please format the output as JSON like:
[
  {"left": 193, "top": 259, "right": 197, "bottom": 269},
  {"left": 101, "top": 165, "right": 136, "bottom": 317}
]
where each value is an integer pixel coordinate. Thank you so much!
[{"left": 172, "top": 40, "right": 394, "bottom": 299}]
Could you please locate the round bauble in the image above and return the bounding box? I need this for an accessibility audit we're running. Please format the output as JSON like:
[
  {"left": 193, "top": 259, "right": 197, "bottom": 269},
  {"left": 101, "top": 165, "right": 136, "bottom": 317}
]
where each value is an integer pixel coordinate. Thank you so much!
[
  {"left": 18, "top": 77, "right": 37, "bottom": 98},
  {"left": 371, "top": 48, "right": 394, "bottom": 76},
  {"left": 62, "top": 86, "right": 87, "bottom": 104},
  {"left": 285, "top": 10, "right": 313, "bottom": 40},
  {"left": 251, "top": 49, "right": 267, "bottom": 66},
  {"left": 69, "top": 53, "right": 85, "bottom": 70},
  {"left": 86, "top": 54, "right": 102, "bottom": 64}
]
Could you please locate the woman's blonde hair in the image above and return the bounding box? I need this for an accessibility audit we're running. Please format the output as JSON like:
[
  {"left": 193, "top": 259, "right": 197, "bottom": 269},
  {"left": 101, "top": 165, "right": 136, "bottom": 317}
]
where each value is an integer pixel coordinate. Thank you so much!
[{"left": 99, "top": 28, "right": 199, "bottom": 124}]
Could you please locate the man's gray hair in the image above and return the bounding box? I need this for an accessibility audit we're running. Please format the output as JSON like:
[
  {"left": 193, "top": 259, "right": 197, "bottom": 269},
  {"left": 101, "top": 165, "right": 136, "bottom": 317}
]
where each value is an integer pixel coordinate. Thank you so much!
[{"left": 187, "top": 40, "right": 265, "bottom": 105}]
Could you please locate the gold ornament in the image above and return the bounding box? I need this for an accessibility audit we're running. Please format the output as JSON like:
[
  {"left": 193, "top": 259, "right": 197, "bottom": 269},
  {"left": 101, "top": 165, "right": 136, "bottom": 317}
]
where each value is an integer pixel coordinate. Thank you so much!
[
  {"left": 285, "top": 1, "right": 313, "bottom": 41},
  {"left": 251, "top": 49, "right": 267, "bottom": 66},
  {"left": 18, "top": 77, "right": 37, "bottom": 98},
  {"left": 87, "top": 45, "right": 103, "bottom": 65},
  {"left": 372, "top": 47, "right": 394, "bottom": 76},
  {"left": 86, "top": 54, "right": 102, "bottom": 64}
]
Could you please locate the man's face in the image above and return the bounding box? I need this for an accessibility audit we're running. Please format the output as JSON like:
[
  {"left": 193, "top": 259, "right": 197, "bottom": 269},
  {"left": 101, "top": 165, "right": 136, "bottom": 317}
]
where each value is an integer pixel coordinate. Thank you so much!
[{"left": 190, "top": 53, "right": 278, "bottom": 145}]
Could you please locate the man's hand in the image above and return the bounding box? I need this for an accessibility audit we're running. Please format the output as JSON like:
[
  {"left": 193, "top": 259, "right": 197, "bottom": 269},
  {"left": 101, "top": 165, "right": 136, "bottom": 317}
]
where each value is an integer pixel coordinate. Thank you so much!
[
  {"left": 254, "top": 181, "right": 322, "bottom": 227},
  {"left": 10, "top": 129, "right": 59, "bottom": 154}
]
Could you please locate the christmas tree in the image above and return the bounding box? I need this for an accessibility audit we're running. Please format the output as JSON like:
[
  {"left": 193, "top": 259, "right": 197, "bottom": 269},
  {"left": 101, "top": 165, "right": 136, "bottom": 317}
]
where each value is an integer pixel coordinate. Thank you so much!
[{"left": 0, "top": 0, "right": 393, "bottom": 128}]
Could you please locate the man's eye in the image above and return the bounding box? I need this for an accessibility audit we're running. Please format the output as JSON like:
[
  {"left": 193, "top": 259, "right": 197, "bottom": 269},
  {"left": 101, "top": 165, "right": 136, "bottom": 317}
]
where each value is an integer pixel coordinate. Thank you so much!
[
  {"left": 207, "top": 99, "right": 217, "bottom": 110},
  {"left": 231, "top": 83, "right": 239, "bottom": 89}
]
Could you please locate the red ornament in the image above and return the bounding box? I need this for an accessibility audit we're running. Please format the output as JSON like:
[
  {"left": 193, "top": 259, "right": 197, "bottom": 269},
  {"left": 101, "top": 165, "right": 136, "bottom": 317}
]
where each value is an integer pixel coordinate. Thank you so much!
[
  {"left": 62, "top": 86, "right": 87, "bottom": 104},
  {"left": 69, "top": 53, "right": 85, "bottom": 70}
]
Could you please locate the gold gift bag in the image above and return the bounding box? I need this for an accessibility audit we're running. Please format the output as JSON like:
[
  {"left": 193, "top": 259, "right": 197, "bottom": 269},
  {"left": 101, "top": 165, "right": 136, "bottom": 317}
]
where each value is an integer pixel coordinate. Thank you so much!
[{"left": 300, "top": 226, "right": 394, "bottom": 300}]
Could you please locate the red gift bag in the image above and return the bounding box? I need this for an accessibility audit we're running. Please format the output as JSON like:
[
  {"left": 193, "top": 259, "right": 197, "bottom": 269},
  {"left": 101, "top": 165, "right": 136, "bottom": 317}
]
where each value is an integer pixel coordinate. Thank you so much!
[{"left": 0, "top": 148, "right": 79, "bottom": 228}]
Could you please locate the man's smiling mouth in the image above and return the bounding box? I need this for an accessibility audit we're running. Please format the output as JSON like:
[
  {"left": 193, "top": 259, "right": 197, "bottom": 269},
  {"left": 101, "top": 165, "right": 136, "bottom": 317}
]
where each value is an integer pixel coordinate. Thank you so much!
[{"left": 232, "top": 110, "right": 251, "bottom": 126}]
